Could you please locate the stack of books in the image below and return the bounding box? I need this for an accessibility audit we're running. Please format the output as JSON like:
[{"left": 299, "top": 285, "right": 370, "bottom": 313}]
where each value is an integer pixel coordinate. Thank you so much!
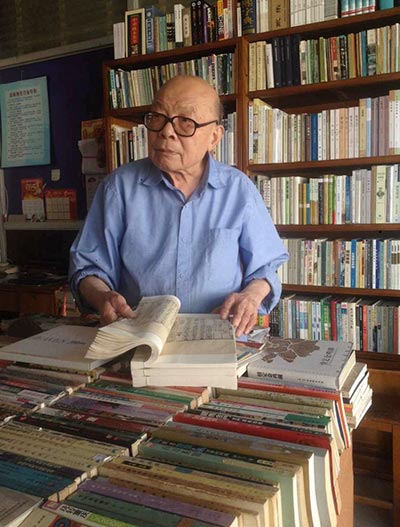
[{"left": 245, "top": 336, "right": 372, "bottom": 430}]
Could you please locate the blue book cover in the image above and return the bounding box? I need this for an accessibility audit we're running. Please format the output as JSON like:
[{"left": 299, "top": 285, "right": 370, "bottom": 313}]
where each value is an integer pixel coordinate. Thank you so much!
[
  {"left": 359, "top": 31, "right": 367, "bottom": 77},
  {"left": 379, "top": 0, "right": 394, "bottom": 8},
  {"left": 311, "top": 113, "right": 318, "bottom": 161},
  {"left": 145, "top": 5, "right": 164, "bottom": 54}
]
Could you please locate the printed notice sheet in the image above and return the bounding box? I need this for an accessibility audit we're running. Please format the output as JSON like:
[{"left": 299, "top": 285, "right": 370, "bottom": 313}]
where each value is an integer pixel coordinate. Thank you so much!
[{"left": 0, "top": 76, "right": 50, "bottom": 167}]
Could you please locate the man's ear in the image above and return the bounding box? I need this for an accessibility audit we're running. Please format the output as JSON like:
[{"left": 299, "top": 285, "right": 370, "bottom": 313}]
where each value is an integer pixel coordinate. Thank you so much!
[{"left": 209, "top": 123, "right": 224, "bottom": 152}]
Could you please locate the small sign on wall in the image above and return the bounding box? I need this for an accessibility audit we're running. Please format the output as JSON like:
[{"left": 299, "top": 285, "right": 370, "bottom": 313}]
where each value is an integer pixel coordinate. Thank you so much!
[{"left": 0, "top": 76, "right": 50, "bottom": 167}]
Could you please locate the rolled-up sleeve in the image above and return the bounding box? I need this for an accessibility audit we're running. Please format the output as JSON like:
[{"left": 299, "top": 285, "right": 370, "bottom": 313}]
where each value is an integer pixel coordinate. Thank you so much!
[{"left": 69, "top": 177, "right": 124, "bottom": 312}]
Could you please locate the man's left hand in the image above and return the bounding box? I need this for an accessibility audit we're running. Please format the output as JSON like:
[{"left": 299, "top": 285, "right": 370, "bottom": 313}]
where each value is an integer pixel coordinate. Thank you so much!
[{"left": 218, "top": 279, "right": 271, "bottom": 337}]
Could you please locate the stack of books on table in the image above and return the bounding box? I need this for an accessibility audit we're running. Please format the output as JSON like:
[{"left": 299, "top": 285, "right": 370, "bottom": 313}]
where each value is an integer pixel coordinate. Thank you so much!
[
  {"left": 245, "top": 336, "right": 373, "bottom": 431},
  {"left": 0, "top": 316, "right": 369, "bottom": 526}
]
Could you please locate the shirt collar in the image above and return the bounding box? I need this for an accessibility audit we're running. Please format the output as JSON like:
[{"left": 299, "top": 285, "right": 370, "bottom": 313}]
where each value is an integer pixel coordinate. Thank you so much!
[{"left": 140, "top": 154, "right": 227, "bottom": 189}]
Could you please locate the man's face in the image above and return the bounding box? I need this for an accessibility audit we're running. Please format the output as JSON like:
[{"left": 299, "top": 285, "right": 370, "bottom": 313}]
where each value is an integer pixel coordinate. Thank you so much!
[{"left": 147, "top": 79, "right": 222, "bottom": 177}]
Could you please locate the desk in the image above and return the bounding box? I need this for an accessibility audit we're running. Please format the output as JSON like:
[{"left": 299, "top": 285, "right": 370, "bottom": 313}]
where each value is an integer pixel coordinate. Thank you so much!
[{"left": 0, "top": 278, "right": 67, "bottom": 316}]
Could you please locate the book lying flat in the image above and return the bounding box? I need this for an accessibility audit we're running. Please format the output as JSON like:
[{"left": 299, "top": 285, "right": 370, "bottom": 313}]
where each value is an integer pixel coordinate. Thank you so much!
[
  {"left": 0, "top": 486, "right": 42, "bottom": 527},
  {"left": 0, "top": 325, "right": 110, "bottom": 372},
  {"left": 86, "top": 295, "right": 238, "bottom": 389},
  {"left": 247, "top": 337, "right": 355, "bottom": 391}
]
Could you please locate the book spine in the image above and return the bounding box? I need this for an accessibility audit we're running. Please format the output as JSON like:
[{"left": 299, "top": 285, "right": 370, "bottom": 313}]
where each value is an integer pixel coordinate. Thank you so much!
[
  {"left": 42, "top": 500, "right": 135, "bottom": 527},
  {"left": 80, "top": 478, "right": 237, "bottom": 527}
]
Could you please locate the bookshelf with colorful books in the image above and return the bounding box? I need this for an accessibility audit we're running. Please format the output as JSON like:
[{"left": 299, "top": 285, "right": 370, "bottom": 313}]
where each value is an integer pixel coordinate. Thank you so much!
[{"left": 243, "top": 6, "right": 400, "bottom": 523}]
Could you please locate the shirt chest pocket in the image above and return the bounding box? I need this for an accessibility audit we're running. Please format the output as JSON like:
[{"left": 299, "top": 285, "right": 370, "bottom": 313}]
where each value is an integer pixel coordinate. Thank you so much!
[{"left": 204, "top": 228, "right": 241, "bottom": 276}]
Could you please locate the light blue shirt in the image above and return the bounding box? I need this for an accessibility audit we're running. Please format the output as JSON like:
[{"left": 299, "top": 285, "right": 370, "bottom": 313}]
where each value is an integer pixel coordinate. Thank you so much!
[{"left": 69, "top": 155, "right": 288, "bottom": 314}]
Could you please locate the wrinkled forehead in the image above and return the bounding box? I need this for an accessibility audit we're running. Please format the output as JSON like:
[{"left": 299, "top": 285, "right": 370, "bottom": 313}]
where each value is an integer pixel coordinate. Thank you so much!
[{"left": 152, "top": 89, "right": 212, "bottom": 119}]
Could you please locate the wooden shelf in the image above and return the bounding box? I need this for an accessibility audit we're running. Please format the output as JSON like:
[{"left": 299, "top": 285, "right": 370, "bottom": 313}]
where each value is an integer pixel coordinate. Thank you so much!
[
  {"left": 250, "top": 72, "right": 400, "bottom": 109},
  {"left": 103, "top": 37, "right": 240, "bottom": 70},
  {"left": 354, "top": 473, "right": 393, "bottom": 510},
  {"left": 282, "top": 284, "right": 400, "bottom": 297},
  {"left": 277, "top": 224, "right": 400, "bottom": 236},
  {"left": 4, "top": 221, "right": 83, "bottom": 231},
  {"left": 246, "top": 7, "right": 400, "bottom": 41},
  {"left": 248, "top": 155, "right": 400, "bottom": 174}
]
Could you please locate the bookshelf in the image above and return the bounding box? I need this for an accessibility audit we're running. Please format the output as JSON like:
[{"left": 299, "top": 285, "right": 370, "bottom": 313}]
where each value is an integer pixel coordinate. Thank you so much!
[
  {"left": 243, "top": 7, "right": 400, "bottom": 525},
  {"left": 102, "top": 6, "right": 400, "bottom": 523}
]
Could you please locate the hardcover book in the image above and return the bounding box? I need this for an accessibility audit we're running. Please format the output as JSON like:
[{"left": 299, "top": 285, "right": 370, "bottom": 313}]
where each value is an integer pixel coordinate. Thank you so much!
[{"left": 246, "top": 336, "right": 355, "bottom": 390}]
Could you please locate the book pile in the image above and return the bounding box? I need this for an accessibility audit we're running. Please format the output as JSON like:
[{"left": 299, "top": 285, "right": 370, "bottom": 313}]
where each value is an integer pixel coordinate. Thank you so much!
[
  {"left": 245, "top": 336, "right": 373, "bottom": 430},
  {"left": 0, "top": 361, "right": 91, "bottom": 426},
  {"left": 0, "top": 420, "right": 128, "bottom": 501},
  {"left": 17, "top": 380, "right": 208, "bottom": 455},
  {"left": 0, "top": 324, "right": 370, "bottom": 526}
]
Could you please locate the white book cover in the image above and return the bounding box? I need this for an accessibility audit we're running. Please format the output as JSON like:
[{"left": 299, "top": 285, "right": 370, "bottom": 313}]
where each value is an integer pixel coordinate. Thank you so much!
[
  {"left": 0, "top": 325, "right": 105, "bottom": 371},
  {"left": 247, "top": 337, "right": 355, "bottom": 390},
  {"left": 0, "top": 487, "right": 42, "bottom": 526}
]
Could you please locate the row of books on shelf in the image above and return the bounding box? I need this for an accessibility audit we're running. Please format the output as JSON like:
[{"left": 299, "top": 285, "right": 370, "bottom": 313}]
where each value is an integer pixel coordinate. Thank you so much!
[
  {"left": 279, "top": 237, "right": 400, "bottom": 290},
  {"left": 108, "top": 52, "right": 235, "bottom": 110},
  {"left": 249, "top": 92, "right": 400, "bottom": 164},
  {"left": 249, "top": 23, "right": 400, "bottom": 90},
  {"left": 114, "top": 1, "right": 236, "bottom": 59},
  {"left": 254, "top": 165, "right": 400, "bottom": 225},
  {"left": 271, "top": 293, "right": 400, "bottom": 354},
  {"left": 0, "top": 322, "right": 369, "bottom": 527},
  {"left": 113, "top": 0, "right": 397, "bottom": 59},
  {"left": 110, "top": 112, "right": 237, "bottom": 170}
]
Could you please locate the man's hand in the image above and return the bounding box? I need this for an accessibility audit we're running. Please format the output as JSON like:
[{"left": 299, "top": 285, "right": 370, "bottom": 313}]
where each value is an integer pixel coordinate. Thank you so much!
[
  {"left": 79, "top": 276, "right": 135, "bottom": 325},
  {"left": 98, "top": 290, "right": 136, "bottom": 325},
  {"left": 219, "top": 279, "right": 271, "bottom": 337}
]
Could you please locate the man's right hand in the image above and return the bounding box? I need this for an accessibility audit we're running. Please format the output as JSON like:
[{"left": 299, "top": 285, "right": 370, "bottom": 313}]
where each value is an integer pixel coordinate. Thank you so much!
[
  {"left": 79, "top": 276, "right": 135, "bottom": 325},
  {"left": 98, "top": 290, "right": 136, "bottom": 325}
]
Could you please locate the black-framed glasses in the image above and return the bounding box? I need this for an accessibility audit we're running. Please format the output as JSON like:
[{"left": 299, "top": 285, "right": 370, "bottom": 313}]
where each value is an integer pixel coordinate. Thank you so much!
[{"left": 143, "top": 111, "right": 219, "bottom": 137}]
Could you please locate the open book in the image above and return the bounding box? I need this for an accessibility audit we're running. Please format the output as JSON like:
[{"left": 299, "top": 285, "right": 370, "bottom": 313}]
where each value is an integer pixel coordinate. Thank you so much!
[{"left": 86, "top": 295, "right": 238, "bottom": 389}]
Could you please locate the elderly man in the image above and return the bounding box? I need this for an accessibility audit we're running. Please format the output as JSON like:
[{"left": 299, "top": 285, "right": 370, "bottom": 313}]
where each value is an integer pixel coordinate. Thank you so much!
[{"left": 69, "top": 75, "right": 288, "bottom": 336}]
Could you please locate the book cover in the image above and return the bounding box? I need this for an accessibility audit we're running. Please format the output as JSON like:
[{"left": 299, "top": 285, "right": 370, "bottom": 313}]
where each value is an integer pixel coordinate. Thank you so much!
[
  {"left": 125, "top": 8, "right": 146, "bottom": 56},
  {"left": 240, "top": 0, "right": 256, "bottom": 34},
  {"left": 269, "top": 0, "right": 290, "bottom": 29},
  {"left": 20, "top": 178, "right": 45, "bottom": 222},
  {"left": 0, "top": 486, "right": 42, "bottom": 525},
  {"left": 145, "top": 5, "right": 164, "bottom": 54},
  {"left": 246, "top": 336, "right": 355, "bottom": 390},
  {"left": 0, "top": 325, "right": 108, "bottom": 371}
]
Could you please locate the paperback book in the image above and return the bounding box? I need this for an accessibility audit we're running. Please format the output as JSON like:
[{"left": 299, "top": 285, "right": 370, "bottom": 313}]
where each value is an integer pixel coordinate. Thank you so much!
[
  {"left": 86, "top": 295, "right": 238, "bottom": 389},
  {"left": 247, "top": 337, "right": 355, "bottom": 390}
]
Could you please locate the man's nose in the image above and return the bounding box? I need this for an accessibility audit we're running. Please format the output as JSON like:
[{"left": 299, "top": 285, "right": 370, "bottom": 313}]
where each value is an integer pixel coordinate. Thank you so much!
[{"left": 160, "top": 120, "right": 176, "bottom": 137}]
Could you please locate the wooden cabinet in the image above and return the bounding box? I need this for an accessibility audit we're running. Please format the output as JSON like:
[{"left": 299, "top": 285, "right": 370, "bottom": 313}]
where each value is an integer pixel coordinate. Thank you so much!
[{"left": 0, "top": 283, "right": 67, "bottom": 316}]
